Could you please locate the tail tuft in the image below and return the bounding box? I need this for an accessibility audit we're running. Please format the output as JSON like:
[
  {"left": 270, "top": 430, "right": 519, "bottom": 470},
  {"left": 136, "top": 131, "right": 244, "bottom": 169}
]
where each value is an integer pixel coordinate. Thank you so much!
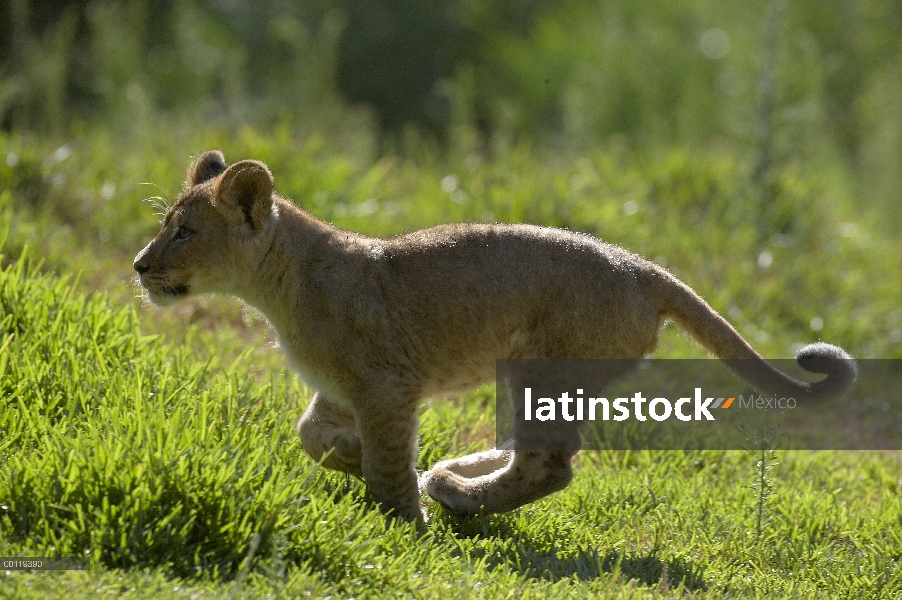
[{"left": 795, "top": 342, "right": 858, "bottom": 400}]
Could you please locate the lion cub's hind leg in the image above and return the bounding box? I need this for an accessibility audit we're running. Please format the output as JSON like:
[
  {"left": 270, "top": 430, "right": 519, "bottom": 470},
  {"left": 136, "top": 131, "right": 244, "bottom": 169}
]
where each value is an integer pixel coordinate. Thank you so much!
[
  {"left": 296, "top": 392, "right": 363, "bottom": 477},
  {"left": 421, "top": 448, "right": 577, "bottom": 517},
  {"left": 426, "top": 448, "right": 512, "bottom": 479},
  {"left": 422, "top": 361, "right": 600, "bottom": 517},
  {"left": 422, "top": 408, "right": 580, "bottom": 517}
]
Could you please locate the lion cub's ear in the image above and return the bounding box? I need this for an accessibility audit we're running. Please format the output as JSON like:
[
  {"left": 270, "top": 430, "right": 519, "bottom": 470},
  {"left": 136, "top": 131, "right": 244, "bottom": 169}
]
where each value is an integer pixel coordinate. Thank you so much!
[
  {"left": 213, "top": 160, "right": 274, "bottom": 231},
  {"left": 188, "top": 150, "right": 228, "bottom": 186}
]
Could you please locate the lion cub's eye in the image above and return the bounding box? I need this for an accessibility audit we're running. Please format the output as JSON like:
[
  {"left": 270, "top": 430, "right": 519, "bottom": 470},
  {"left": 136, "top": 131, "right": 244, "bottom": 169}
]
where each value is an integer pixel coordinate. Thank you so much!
[{"left": 173, "top": 226, "right": 192, "bottom": 242}]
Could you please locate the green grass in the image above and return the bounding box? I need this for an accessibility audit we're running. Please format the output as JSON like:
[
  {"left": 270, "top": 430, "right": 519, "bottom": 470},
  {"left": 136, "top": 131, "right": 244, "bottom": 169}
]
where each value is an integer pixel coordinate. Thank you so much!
[
  {"left": 3, "top": 3, "right": 902, "bottom": 595},
  {"left": 1, "top": 125, "right": 901, "bottom": 598}
]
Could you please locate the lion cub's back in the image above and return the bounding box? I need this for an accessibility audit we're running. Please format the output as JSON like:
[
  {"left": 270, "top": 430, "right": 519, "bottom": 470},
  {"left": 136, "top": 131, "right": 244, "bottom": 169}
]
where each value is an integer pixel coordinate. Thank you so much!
[{"left": 376, "top": 223, "right": 661, "bottom": 370}]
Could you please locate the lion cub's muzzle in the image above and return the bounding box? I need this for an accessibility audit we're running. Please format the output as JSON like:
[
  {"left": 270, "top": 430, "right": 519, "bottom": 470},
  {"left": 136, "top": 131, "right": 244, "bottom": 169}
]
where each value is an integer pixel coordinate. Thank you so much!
[{"left": 133, "top": 244, "right": 191, "bottom": 303}]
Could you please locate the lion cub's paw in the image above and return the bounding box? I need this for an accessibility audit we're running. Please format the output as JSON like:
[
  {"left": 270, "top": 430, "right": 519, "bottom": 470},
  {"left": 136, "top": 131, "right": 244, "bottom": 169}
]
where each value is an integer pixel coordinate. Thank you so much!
[
  {"left": 319, "top": 433, "right": 363, "bottom": 477},
  {"left": 420, "top": 467, "right": 485, "bottom": 517}
]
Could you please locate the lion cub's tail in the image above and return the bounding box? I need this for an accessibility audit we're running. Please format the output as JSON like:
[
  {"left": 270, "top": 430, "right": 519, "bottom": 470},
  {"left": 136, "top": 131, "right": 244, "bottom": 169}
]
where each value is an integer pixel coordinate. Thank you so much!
[{"left": 651, "top": 270, "right": 857, "bottom": 402}]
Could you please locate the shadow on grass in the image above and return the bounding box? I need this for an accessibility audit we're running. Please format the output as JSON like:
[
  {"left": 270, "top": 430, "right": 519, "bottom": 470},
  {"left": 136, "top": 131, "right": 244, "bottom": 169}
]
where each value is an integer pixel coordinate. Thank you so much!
[{"left": 438, "top": 512, "right": 708, "bottom": 592}]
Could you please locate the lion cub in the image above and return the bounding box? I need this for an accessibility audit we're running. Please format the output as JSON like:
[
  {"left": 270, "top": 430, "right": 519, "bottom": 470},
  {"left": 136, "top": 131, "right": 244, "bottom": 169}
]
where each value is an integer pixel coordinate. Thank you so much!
[{"left": 134, "top": 151, "right": 856, "bottom": 521}]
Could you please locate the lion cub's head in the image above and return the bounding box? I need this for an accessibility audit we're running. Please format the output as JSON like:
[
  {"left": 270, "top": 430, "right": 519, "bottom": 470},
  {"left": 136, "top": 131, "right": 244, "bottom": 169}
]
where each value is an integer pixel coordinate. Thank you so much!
[{"left": 134, "top": 150, "right": 275, "bottom": 306}]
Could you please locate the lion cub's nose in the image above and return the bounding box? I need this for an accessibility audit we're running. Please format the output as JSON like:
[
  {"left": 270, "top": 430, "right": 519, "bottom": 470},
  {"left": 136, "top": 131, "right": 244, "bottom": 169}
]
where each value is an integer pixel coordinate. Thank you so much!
[
  {"left": 133, "top": 259, "right": 149, "bottom": 274},
  {"left": 133, "top": 248, "right": 151, "bottom": 274}
]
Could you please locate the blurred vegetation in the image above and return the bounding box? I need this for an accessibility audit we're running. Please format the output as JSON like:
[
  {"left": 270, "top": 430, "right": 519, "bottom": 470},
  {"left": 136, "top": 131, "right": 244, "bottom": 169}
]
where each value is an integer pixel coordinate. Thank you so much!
[{"left": 2, "top": 0, "right": 902, "bottom": 204}]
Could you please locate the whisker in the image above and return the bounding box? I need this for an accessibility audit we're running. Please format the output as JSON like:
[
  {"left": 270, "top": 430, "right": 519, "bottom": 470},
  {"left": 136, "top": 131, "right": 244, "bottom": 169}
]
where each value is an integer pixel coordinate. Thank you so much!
[
  {"left": 143, "top": 196, "right": 169, "bottom": 214},
  {"left": 138, "top": 181, "right": 171, "bottom": 199},
  {"left": 139, "top": 184, "right": 172, "bottom": 215},
  {"left": 143, "top": 200, "right": 169, "bottom": 222},
  {"left": 139, "top": 183, "right": 173, "bottom": 221}
]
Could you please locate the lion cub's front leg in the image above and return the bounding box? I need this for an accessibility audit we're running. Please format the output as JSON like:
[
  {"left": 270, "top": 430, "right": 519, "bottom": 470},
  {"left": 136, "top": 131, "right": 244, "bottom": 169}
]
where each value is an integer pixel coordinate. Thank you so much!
[
  {"left": 298, "top": 390, "right": 423, "bottom": 521},
  {"left": 355, "top": 395, "right": 424, "bottom": 521}
]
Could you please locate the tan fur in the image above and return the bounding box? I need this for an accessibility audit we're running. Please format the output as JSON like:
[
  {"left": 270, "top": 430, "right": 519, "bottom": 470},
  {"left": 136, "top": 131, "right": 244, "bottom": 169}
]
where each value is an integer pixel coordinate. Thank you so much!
[{"left": 134, "top": 151, "right": 857, "bottom": 521}]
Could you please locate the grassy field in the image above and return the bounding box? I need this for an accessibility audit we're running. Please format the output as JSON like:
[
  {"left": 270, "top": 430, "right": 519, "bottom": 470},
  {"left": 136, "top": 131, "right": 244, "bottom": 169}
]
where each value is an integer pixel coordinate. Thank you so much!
[{"left": 1, "top": 124, "right": 901, "bottom": 599}]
